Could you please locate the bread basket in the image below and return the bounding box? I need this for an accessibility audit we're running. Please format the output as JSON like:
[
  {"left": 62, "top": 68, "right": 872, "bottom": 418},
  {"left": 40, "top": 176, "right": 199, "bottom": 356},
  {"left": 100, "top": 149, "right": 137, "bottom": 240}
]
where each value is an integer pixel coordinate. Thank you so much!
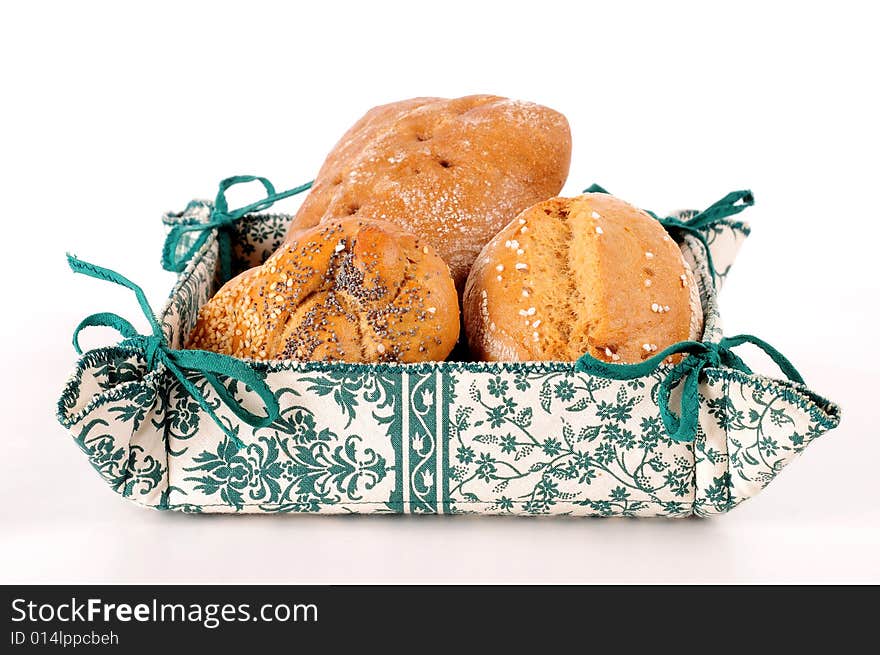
[{"left": 56, "top": 177, "right": 841, "bottom": 516}]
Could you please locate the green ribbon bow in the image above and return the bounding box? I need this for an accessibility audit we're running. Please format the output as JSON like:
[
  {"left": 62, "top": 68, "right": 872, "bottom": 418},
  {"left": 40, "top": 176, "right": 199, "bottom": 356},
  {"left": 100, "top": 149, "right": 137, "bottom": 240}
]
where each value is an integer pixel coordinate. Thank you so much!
[
  {"left": 575, "top": 335, "right": 804, "bottom": 443},
  {"left": 583, "top": 184, "right": 754, "bottom": 282},
  {"left": 161, "top": 175, "right": 313, "bottom": 284},
  {"left": 68, "top": 254, "right": 279, "bottom": 448}
]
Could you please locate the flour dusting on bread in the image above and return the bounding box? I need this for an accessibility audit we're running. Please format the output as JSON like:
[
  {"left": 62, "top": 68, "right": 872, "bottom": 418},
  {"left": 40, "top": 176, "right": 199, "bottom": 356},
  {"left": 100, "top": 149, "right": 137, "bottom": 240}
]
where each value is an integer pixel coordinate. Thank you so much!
[{"left": 285, "top": 95, "right": 572, "bottom": 290}]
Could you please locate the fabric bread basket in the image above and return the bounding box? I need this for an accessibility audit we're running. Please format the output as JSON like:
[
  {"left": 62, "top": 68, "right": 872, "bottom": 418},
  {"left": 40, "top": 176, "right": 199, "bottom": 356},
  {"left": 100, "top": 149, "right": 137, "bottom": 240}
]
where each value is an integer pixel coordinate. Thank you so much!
[{"left": 56, "top": 177, "right": 841, "bottom": 516}]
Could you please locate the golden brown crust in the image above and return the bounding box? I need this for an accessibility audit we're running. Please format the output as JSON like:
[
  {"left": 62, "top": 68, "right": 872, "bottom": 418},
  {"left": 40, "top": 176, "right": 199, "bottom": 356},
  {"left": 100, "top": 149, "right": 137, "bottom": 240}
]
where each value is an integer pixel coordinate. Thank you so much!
[
  {"left": 463, "top": 193, "right": 703, "bottom": 362},
  {"left": 286, "top": 95, "right": 572, "bottom": 289},
  {"left": 188, "top": 218, "right": 460, "bottom": 363}
]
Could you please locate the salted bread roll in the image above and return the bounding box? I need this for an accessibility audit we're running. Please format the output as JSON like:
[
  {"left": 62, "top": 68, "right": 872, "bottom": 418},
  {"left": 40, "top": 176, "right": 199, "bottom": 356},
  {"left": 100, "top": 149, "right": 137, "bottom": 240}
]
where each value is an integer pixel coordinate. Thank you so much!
[
  {"left": 285, "top": 95, "right": 572, "bottom": 289},
  {"left": 463, "top": 193, "right": 703, "bottom": 362},
  {"left": 188, "top": 218, "right": 459, "bottom": 363}
]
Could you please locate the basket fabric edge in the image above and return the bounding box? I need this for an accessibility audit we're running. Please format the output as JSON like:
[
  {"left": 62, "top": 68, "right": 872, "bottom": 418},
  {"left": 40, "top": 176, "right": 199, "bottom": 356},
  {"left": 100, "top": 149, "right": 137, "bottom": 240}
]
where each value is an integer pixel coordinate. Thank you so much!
[{"left": 56, "top": 200, "right": 841, "bottom": 516}]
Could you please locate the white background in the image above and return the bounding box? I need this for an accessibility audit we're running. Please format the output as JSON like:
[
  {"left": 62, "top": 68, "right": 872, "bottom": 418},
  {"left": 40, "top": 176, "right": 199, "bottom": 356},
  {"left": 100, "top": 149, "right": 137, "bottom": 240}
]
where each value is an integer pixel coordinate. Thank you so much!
[{"left": 1, "top": 1, "right": 878, "bottom": 583}]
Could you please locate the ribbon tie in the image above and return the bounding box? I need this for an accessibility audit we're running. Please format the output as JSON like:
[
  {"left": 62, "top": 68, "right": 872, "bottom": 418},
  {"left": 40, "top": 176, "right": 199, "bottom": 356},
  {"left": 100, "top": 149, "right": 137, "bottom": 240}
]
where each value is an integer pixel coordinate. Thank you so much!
[
  {"left": 69, "top": 254, "right": 279, "bottom": 448},
  {"left": 575, "top": 335, "right": 804, "bottom": 443},
  {"left": 161, "top": 175, "right": 313, "bottom": 283},
  {"left": 583, "top": 184, "right": 754, "bottom": 282}
]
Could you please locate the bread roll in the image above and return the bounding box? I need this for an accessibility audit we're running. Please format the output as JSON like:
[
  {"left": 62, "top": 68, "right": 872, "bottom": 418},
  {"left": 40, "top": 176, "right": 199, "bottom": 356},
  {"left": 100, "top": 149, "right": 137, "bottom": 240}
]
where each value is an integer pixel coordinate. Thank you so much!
[
  {"left": 463, "top": 193, "right": 703, "bottom": 362},
  {"left": 188, "top": 218, "right": 459, "bottom": 363},
  {"left": 285, "top": 95, "right": 572, "bottom": 289}
]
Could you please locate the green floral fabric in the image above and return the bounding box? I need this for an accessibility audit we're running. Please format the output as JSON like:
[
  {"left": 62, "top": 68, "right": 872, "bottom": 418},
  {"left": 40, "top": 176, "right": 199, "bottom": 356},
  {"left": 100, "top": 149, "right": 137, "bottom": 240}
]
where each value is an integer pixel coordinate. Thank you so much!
[{"left": 57, "top": 204, "right": 840, "bottom": 515}]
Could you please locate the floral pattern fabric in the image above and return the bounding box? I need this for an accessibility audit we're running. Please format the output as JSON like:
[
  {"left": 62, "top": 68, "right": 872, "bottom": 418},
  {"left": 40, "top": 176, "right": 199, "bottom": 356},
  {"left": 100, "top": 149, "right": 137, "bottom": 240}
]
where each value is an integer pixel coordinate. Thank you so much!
[{"left": 56, "top": 204, "right": 840, "bottom": 516}]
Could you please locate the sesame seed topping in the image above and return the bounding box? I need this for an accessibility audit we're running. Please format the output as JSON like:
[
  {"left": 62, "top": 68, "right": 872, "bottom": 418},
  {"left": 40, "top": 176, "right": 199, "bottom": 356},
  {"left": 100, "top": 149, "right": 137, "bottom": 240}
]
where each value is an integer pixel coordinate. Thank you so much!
[
  {"left": 651, "top": 303, "right": 659, "bottom": 312},
  {"left": 611, "top": 353, "right": 620, "bottom": 361},
  {"left": 527, "top": 307, "right": 536, "bottom": 316},
  {"left": 505, "top": 240, "right": 512, "bottom": 248},
  {"left": 644, "top": 279, "right": 652, "bottom": 287},
  {"left": 274, "top": 294, "right": 284, "bottom": 303},
  {"left": 516, "top": 248, "right": 524, "bottom": 255},
  {"left": 520, "top": 226, "right": 528, "bottom": 234},
  {"left": 427, "top": 306, "right": 436, "bottom": 313},
  {"left": 515, "top": 263, "right": 528, "bottom": 271},
  {"left": 518, "top": 218, "right": 526, "bottom": 225},
  {"left": 664, "top": 305, "right": 670, "bottom": 312},
  {"left": 605, "top": 347, "right": 613, "bottom": 357},
  {"left": 334, "top": 241, "right": 345, "bottom": 253},
  {"left": 496, "top": 275, "right": 502, "bottom": 282},
  {"left": 519, "top": 309, "right": 529, "bottom": 316},
  {"left": 496, "top": 264, "right": 504, "bottom": 272},
  {"left": 522, "top": 289, "right": 530, "bottom": 297},
  {"left": 376, "top": 343, "right": 385, "bottom": 354},
  {"left": 643, "top": 343, "right": 652, "bottom": 351},
  {"left": 645, "top": 251, "right": 654, "bottom": 259},
  {"left": 422, "top": 246, "right": 429, "bottom": 254},
  {"left": 533, "top": 331, "right": 540, "bottom": 341},
  {"left": 591, "top": 211, "right": 601, "bottom": 219},
  {"left": 595, "top": 226, "right": 604, "bottom": 235}
]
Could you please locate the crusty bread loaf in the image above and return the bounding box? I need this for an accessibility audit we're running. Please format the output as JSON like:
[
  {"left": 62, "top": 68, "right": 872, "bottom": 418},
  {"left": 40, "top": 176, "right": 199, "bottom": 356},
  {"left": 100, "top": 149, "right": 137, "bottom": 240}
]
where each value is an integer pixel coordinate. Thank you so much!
[
  {"left": 463, "top": 193, "right": 703, "bottom": 362},
  {"left": 188, "top": 218, "right": 459, "bottom": 363},
  {"left": 285, "top": 95, "right": 572, "bottom": 289}
]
